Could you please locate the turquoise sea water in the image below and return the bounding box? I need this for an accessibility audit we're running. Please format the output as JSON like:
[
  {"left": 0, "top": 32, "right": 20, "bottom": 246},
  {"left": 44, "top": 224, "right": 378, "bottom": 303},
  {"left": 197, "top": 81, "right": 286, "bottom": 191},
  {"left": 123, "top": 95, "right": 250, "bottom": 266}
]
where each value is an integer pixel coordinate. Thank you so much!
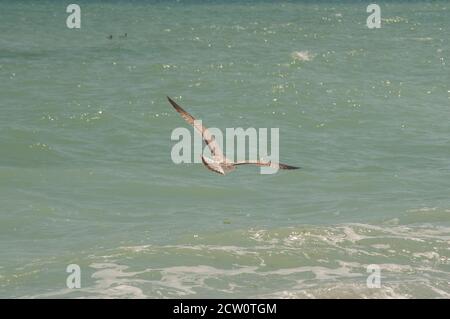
[{"left": 1, "top": 0, "right": 450, "bottom": 298}]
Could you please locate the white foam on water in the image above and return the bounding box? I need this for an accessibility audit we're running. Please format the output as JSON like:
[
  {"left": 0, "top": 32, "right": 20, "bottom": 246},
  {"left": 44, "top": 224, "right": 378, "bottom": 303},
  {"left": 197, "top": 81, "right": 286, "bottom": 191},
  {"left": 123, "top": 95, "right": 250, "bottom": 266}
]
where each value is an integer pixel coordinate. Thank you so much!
[
  {"left": 291, "top": 51, "right": 315, "bottom": 62},
  {"left": 18, "top": 221, "right": 450, "bottom": 298}
]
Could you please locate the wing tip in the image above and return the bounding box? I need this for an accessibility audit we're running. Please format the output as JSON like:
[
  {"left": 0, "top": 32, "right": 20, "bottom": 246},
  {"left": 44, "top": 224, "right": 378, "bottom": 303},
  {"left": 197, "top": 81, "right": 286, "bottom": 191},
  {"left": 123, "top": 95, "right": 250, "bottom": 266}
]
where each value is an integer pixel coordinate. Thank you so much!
[
  {"left": 280, "top": 164, "right": 301, "bottom": 170},
  {"left": 167, "top": 96, "right": 175, "bottom": 104},
  {"left": 167, "top": 95, "right": 182, "bottom": 111}
]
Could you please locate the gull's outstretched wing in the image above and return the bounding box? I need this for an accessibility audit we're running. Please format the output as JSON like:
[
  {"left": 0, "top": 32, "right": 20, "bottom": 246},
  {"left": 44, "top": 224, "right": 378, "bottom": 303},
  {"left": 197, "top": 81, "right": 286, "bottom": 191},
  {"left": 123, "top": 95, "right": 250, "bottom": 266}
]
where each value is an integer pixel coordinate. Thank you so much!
[
  {"left": 233, "top": 160, "right": 300, "bottom": 170},
  {"left": 167, "top": 96, "right": 226, "bottom": 162}
]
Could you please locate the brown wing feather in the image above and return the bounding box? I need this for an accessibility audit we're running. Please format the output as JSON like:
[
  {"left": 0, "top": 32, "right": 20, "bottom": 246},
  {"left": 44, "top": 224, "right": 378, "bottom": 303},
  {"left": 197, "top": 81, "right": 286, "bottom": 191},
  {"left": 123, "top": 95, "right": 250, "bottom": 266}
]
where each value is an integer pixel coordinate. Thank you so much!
[
  {"left": 233, "top": 160, "right": 299, "bottom": 170},
  {"left": 167, "top": 96, "right": 225, "bottom": 161}
]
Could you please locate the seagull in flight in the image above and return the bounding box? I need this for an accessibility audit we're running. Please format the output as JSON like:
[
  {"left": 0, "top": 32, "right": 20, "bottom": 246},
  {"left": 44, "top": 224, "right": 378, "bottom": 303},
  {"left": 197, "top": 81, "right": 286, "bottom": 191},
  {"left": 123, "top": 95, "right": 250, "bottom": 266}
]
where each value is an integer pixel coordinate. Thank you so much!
[{"left": 167, "top": 96, "right": 299, "bottom": 175}]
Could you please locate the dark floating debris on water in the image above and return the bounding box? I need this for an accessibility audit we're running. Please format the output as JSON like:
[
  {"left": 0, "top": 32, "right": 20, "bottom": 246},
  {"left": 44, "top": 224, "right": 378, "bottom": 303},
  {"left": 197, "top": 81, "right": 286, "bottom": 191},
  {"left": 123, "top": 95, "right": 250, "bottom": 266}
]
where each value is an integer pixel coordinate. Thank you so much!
[{"left": 107, "top": 33, "right": 127, "bottom": 40}]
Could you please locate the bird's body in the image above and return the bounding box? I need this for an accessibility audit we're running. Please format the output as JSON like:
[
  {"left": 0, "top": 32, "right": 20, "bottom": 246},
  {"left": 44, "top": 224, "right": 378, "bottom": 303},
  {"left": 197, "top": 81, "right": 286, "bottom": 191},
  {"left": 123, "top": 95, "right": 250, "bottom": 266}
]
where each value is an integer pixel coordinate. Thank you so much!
[
  {"left": 167, "top": 96, "right": 299, "bottom": 175},
  {"left": 201, "top": 156, "right": 235, "bottom": 175}
]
